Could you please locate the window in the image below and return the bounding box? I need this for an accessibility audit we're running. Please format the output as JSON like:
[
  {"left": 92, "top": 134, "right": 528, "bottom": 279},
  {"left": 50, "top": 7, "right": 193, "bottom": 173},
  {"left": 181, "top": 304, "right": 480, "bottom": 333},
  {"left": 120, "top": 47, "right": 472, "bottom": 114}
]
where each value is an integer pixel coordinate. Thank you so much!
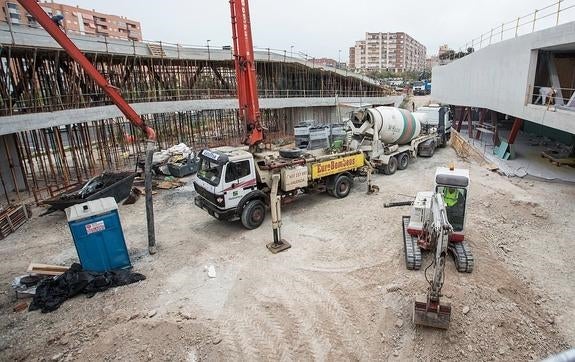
[
  {"left": 436, "top": 186, "right": 467, "bottom": 232},
  {"left": 225, "top": 160, "right": 251, "bottom": 182},
  {"left": 9, "top": 13, "right": 20, "bottom": 20},
  {"left": 7, "top": 2, "right": 18, "bottom": 9},
  {"left": 197, "top": 158, "right": 223, "bottom": 186}
]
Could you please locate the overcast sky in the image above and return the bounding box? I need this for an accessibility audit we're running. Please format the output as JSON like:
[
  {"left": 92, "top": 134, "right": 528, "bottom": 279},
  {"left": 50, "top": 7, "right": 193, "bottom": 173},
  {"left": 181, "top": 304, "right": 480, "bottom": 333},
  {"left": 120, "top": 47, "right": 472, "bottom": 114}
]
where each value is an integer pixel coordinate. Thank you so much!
[{"left": 56, "top": 0, "right": 553, "bottom": 60}]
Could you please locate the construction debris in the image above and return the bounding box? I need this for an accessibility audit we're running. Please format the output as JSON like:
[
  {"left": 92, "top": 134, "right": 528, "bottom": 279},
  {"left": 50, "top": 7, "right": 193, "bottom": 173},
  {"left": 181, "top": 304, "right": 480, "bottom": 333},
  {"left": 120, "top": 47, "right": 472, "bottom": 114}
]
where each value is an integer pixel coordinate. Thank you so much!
[
  {"left": 41, "top": 172, "right": 136, "bottom": 214},
  {"left": 154, "top": 177, "right": 186, "bottom": 190},
  {"left": 29, "top": 263, "right": 146, "bottom": 313}
]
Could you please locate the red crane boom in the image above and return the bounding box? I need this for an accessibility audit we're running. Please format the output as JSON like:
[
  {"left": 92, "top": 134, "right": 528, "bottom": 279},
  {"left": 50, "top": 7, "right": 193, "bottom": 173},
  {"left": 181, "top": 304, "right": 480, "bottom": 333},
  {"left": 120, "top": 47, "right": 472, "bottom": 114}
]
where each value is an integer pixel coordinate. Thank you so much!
[
  {"left": 16, "top": 0, "right": 156, "bottom": 141},
  {"left": 229, "top": 0, "right": 263, "bottom": 146}
]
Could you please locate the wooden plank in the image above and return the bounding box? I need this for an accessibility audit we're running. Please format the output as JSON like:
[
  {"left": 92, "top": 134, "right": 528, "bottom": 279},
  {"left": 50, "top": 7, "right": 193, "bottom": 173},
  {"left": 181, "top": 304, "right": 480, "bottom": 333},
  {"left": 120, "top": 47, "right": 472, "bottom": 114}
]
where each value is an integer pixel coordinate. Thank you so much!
[{"left": 27, "top": 263, "right": 69, "bottom": 276}]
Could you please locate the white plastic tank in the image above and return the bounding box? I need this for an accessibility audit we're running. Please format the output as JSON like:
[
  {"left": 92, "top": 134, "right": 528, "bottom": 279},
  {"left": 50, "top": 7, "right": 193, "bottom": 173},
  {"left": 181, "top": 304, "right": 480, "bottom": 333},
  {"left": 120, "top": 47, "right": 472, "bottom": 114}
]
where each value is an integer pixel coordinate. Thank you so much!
[{"left": 358, "top": 106, "right": 422, "bottom": 145}]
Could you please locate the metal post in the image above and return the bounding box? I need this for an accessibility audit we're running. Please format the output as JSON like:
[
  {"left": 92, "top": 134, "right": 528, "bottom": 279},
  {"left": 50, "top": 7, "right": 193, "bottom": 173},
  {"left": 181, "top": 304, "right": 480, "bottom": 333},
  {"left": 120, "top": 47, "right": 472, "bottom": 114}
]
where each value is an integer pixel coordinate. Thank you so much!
[
  {"left": 145, "top": 139, "right": 156, "bottom": 254},
  {"left": 501, "top": 23, "right": 504, "bottom": 41},
  {"left": 489, "top": 28, "right": 493, "bottom": 45},
  {"left": 532, "top": 10, "right": 538, "bottom": 32},
  {"left": 479, "top": 34, "right": 483, "bottom": 49},
  {"left": 508, "top": 117, "right": 523, "bottom": 144},
  {"left": 556, "top": 0, "right": 562, "bottom": 25},
  {"left": 515, "top": 17, "right": 520, "bottom": 37}
]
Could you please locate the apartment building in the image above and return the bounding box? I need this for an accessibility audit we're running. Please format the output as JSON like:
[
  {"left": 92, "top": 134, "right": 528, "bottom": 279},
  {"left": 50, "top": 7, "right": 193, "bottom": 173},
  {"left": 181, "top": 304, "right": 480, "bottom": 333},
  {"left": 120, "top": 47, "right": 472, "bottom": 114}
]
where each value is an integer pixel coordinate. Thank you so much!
[
  {"left": 349, "top": 32, "right": 426, "bottom": 73},
  {"left": 0, "top": 0, "right": 142, "bottom": 41}
]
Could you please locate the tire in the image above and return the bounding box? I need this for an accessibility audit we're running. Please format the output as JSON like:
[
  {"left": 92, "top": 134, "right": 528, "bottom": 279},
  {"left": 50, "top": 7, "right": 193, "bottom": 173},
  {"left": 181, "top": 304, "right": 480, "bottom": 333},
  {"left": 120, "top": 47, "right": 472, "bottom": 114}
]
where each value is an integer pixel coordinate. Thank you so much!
[
  {"left": 279, "top": 148, "right": 303, "bottom": 159},
  {"left": 332, "top": 175, "right": 352, "bottom": 199},
  {"left": 384, "top": 157, "right": 398, "bottom": 175},
  {"left": 428, "top": 145, "right": 436, "bottom": 157},
  {"left": 397, "top": 153, "right": 409, "bottom": 170},
  {"left": 240, "top": 199, "right": 266, "bottom": 230}
]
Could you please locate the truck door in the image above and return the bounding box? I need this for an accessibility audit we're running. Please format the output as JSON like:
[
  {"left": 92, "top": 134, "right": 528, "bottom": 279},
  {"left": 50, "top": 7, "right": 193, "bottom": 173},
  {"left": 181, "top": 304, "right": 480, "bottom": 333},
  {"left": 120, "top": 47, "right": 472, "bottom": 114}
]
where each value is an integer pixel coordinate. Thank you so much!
[{"left": 222, "top": 159, "right": 257, "bottom": 208}]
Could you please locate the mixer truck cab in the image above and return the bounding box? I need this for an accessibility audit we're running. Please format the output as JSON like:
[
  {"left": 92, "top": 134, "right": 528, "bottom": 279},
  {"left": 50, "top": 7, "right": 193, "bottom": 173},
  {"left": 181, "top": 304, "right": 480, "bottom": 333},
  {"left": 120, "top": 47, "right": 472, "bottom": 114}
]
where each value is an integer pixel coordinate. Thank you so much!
[
  {"left": 194, "top": 148, "right": 263, "bottom": 228},
  {"left": 415, "top": 104, "right": 451, "bottom": 146}
]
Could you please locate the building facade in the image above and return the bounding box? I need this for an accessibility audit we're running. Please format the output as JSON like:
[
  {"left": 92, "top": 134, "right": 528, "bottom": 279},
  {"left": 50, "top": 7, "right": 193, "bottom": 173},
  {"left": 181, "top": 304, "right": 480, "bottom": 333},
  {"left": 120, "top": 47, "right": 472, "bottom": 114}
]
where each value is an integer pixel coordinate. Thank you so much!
[
  {"left": 1, "top": 0, "right": 142, "bottom": 40},
  {"left": 349, "top": 32, "right": 426, "bottom": 73}
]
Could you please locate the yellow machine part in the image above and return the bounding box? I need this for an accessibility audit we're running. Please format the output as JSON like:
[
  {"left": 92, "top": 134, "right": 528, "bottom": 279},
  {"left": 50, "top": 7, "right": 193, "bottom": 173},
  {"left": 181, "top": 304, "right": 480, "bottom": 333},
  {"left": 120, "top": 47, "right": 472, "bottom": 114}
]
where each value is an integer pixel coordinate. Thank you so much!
[{"left": 310, "top": 153, "right": 365, "bottom": 180}]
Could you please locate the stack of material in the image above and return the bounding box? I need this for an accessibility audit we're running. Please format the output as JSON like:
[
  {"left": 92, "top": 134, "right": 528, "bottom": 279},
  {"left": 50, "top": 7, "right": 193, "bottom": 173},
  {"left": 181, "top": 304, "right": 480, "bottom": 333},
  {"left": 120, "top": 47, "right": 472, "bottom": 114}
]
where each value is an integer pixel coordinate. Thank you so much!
[{"left": 148, "top": 143, "right": 198, "bottom": 178}]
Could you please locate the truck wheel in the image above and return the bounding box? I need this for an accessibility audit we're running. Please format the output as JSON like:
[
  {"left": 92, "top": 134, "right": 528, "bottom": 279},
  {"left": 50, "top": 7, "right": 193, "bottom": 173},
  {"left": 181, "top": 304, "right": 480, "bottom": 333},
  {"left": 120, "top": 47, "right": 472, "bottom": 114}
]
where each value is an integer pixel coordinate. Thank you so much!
[
  {"left": 428, "top": 145, "right": 436, "bottom": 157},
  {"left": 333, "top": 175, "right": 352, "bottom": 198},
  {"left": 384, "top": 157, "right": 398, "bottom": 175},
  {"left": 397, "top": 153, "right": 409, "bottom": 170},
  {"left": 240, "top": 200, "right": 266, "bottom": 229}
]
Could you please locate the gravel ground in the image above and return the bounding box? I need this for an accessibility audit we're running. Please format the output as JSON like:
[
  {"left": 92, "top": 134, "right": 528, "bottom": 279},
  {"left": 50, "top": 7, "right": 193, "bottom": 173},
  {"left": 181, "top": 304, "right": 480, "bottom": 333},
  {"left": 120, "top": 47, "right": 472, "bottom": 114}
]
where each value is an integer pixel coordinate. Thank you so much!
[{"left": 0, "top": 146, "right": 573, "bottom": 361}]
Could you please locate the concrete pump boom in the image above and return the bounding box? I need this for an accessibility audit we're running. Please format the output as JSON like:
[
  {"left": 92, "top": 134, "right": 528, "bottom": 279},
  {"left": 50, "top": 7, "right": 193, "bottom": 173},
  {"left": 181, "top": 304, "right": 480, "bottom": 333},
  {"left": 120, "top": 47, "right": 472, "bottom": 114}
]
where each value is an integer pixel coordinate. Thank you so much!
[{"left": 229, "top": 0, "right": 264, "bottom": 147}]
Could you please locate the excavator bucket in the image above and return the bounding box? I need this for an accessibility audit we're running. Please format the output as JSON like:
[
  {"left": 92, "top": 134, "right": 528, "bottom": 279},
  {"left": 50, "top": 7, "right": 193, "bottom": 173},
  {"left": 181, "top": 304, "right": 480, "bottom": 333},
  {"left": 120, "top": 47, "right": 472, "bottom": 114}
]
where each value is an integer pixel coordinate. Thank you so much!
[{"left": 413, "top": 299, "right": 451, "bottom": 329}]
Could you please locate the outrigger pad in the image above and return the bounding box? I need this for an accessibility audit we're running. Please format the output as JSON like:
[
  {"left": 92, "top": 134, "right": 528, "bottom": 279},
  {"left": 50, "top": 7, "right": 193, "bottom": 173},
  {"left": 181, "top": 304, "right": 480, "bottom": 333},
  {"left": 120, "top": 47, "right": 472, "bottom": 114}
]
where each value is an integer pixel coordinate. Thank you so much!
[
  {"left": 413, "top": 299, "right": 451, "bottom": 329},
  {"left": 266, "top": 240, "right": 291, "bottom": 254}
]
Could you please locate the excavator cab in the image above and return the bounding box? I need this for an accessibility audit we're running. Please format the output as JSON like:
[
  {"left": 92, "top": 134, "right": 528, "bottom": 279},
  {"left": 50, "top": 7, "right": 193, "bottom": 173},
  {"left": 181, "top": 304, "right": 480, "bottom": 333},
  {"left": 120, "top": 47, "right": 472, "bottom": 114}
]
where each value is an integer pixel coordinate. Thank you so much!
[{"left": 434, "top": 167, "right": 469, "bottom": 241}]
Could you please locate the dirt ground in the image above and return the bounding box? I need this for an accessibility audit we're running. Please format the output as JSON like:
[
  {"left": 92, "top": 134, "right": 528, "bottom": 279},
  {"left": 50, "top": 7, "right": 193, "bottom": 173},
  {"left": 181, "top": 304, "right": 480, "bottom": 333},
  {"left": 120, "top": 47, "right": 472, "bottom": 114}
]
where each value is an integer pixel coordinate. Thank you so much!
[{"left": 0, "top": 146, "right": 574, "bottom": 361}]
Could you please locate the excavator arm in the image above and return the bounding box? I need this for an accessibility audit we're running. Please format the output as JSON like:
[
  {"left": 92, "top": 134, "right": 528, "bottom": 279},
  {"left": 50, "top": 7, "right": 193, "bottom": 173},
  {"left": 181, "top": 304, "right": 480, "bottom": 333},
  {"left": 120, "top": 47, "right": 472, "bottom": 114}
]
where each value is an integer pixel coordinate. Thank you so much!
[
  {"left": 229, "top": 0, "right": 263, "bottom": 147},
  {"left": 414, "top": 192, "right": 453, "bottom": 329}
]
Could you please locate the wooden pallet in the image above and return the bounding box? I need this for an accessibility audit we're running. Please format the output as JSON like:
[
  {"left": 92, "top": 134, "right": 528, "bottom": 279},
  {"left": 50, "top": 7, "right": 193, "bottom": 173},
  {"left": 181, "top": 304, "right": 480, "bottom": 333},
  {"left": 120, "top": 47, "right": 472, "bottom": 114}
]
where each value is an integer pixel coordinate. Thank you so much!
[
  {"left": 0, "top": 205, "right": 29, "bottom": 240},
  {"left": 541, "top": 151, "right": 575, "bottom": 167}
]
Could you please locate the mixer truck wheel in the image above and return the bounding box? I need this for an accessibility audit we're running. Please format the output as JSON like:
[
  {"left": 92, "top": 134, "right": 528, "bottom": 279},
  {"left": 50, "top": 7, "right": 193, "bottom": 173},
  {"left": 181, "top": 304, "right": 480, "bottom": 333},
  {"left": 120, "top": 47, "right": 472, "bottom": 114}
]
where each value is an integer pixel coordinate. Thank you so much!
[
  {"left": 397, "top": 153, "right": 409, "bottom": 170},
  {"left": 333, "top": 175, "right": 352, "bottom": 198},
  {"left": 241, "top": 200, "right": 266, "bottom": 229},
  {"left": 383, "top": 157, "right": 398, "bottom": 175}
]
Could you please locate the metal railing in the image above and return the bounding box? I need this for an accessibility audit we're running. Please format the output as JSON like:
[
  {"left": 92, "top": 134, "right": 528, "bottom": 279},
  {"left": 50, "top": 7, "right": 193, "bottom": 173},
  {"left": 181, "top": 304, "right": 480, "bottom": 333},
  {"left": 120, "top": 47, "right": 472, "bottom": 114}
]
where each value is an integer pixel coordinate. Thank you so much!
[
  {"left": 455, "top": 0, "right": 575, "bottom": 54},
  {"left": 527, "top": 85, "right": 575, "bottom": 110},
  {"left": 0, "top": 89, "right": 388, "bottom": 116}
]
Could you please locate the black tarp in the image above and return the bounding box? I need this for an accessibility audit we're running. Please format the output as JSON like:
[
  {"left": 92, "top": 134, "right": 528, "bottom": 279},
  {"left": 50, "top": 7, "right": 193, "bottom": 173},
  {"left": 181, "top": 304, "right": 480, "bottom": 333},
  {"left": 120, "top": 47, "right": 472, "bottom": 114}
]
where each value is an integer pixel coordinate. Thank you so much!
[{"left": 29, "top": 263, "right": 146, "bottom": 313}]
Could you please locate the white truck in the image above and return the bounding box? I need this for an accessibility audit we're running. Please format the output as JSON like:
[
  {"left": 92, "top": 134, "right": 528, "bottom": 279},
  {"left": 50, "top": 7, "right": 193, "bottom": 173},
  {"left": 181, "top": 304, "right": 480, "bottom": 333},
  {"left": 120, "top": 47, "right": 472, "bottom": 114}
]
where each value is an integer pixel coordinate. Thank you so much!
[
  {"left": 347, "top": 106, "right": 450, "bottom": 175},
  {"left": 193, "top": 146, "right": 372, "bottom": 229}
]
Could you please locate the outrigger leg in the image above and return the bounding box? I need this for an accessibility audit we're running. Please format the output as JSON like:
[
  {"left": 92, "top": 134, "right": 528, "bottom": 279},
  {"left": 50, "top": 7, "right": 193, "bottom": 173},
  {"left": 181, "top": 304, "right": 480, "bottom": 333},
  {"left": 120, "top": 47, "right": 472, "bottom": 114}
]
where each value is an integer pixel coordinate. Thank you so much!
[{"left": 266, "top": 174, "right": 291, "bottom": 254}]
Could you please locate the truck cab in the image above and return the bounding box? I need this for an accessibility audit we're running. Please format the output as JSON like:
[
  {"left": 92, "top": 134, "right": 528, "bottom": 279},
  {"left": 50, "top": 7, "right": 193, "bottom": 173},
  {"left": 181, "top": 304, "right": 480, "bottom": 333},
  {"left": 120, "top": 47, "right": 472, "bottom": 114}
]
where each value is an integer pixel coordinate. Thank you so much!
[
  {"left": 194, "top": 147, "right": 267, "bottom": 228},
  {"left": 414, "top": 104, "right": 452, "bottom": 147}
]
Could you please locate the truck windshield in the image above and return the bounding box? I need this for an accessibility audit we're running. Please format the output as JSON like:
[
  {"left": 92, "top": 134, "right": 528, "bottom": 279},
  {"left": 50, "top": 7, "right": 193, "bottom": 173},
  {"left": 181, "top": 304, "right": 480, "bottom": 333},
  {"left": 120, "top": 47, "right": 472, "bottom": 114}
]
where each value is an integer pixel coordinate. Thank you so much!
[
  {"left": 197, "top": 158, "right": 223, "bottom": 186},
  {"left": 413, "top": 81, "right": 424, "bottom": 87}
]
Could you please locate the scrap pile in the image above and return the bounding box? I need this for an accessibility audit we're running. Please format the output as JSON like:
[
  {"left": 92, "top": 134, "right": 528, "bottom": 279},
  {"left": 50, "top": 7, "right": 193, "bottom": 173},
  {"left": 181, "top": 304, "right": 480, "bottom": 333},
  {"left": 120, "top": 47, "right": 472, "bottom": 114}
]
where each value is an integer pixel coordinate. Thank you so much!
[
  {"left": 41, "top": 172, "right": 136, "bottom": 214},
  {"left": 145, "top": 143, "right": 199, "bottom": 178}
]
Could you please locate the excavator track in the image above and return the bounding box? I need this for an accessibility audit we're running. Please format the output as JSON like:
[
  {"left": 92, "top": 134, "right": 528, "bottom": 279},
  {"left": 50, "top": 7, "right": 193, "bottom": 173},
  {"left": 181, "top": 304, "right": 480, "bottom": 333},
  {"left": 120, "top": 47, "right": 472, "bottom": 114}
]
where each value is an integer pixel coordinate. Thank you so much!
[
  {"left": 448, "top": 242, "right": 474, "bottom": 273},
  {"left": 402, "top": 216, "right": 421, "bottom": 270}
]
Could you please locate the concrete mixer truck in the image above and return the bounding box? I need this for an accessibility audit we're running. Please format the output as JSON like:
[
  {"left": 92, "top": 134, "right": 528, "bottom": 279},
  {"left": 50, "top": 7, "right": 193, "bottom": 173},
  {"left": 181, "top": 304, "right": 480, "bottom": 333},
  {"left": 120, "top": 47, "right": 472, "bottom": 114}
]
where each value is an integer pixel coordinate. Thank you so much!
[{"left": 347, "top": 106, "right": 450, "bottom": 174}]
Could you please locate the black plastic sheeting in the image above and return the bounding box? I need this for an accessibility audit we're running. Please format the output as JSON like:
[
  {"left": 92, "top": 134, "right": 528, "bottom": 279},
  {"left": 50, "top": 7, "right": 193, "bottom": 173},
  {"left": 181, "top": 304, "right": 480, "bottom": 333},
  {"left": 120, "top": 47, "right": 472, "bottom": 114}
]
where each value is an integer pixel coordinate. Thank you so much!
[{"left": 29, "top": 263, "right": 146, "bottom": 313}]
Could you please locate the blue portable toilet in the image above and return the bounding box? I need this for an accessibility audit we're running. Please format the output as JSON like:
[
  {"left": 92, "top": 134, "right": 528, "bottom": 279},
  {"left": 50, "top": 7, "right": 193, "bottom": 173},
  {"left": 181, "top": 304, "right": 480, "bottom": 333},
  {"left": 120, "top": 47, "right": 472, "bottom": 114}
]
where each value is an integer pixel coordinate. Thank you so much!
[{"left": 65, "top": 197, "right": 131, "bottom": 272}]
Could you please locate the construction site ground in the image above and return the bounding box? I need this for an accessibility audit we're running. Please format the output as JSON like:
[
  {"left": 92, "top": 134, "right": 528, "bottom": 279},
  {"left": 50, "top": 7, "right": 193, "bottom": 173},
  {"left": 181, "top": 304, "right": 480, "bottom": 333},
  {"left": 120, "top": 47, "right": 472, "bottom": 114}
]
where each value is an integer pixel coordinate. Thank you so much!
[{"left": 1, "top": 145, "right": 574, "bottom": 361}]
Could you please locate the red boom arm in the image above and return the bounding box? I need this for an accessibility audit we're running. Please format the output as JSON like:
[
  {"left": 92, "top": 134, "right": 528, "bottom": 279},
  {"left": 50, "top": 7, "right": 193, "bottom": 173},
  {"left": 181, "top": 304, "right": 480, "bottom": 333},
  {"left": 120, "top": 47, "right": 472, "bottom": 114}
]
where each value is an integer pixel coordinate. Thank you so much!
[
  {"left": 229, "top": 0, "right": 263, "bottom": 146},
  {"left": 16, "top": 0, "right": 156, "bottom": 141}
]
